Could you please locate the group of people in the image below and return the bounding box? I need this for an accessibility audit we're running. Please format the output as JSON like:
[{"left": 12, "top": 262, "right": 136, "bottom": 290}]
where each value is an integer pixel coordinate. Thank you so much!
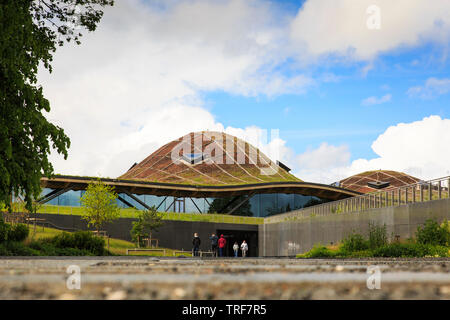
[
  {"left": 192, "top": 233, "right": 249, "bottom": 257},
  {"left": 232, "top": 240, "right": 248, "bottom": 258}
]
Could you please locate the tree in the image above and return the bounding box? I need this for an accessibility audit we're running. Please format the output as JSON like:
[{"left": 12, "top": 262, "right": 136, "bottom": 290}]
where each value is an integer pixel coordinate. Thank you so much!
[
  {"left": 416, "top": 219, "right": 450, "bottom": 246},
  {"left": 28, "top": 194, "right": 43, "bottom": 234},
  {"left": 0, "top": 0, "right": 114, "bottom": 212},
  {"left": 131, "top": 207, "right": 164, "bottom": 247},
  {"left": 80, "top": 179, "right": 120, "bottom": 234},
  {"left": 207, "top": 196, "right": 252, "bottom": 216}
]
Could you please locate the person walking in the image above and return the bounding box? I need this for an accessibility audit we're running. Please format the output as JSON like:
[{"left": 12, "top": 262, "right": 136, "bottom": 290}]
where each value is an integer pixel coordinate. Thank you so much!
[
  {"left": 192, "top": 233, "right": 201, "bottom": 257},
  {"left": 218, "top": 234, "right": 227, "bottom": 257},
  {"left": 240, "top": 240, "right": 248, "bottom": 258},
  {"left": 233, "top": 242, "right": 239, "bottom": 258},
  {"left": 209, "top": 233, "right": 218, "bottom": 257}
]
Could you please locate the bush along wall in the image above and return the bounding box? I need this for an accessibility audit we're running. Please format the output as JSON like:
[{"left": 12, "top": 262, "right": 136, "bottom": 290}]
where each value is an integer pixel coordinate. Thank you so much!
[
  {"left": 0, "top": 217, "right": 109, "bottom": 256},
  {"left": 297, "top": 218, "right": 450, "bottom": 258}
]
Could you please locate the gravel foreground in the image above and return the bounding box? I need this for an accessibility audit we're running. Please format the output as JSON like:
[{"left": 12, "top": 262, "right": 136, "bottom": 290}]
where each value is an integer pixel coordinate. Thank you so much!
[{"left": 0, "top": 257, "right": 449, "bottom": 300}]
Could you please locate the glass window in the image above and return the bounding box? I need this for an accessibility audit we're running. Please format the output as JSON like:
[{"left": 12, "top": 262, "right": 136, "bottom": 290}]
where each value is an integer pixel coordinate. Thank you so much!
[
  {"left": 249, "top": 194, "right": 260, "bottom": 217},
  {"left": 38, "top": 188, "right": 328, "bottom": 218},
  {"left": 260, "top": 194, "right": 279, "bottom": 217},
  {"left": 58, "top": 190, "right": 81, "bottom": 206},
  {"left": 278, "top": 193, "right": 294, "bottom": 213}
]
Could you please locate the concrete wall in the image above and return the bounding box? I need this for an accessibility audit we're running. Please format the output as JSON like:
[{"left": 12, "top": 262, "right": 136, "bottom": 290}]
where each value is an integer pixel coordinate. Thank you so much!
[
  {"left": 259, "top": 198, "right": 450, "bottom": 257},
  {"left": 39, "top": 213, "right": 258, "bottom": 254}
]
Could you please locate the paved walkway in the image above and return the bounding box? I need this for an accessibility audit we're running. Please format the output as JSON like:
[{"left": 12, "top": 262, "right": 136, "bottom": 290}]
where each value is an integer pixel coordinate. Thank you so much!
[{"left": 0, "top": 257, "right": 449, "bottom": 299}]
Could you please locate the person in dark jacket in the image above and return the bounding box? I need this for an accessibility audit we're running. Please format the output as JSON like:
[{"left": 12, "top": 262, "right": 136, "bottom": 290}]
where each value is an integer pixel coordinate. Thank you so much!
[
  {"left": 209, "top": 233, "right": 218, "bottom": 257},
  {"left": 192, "top": 233, "right": 201, "bottom": 257},
  {"left": 218, "top": 234, "right": 227, "bottom": 257}
]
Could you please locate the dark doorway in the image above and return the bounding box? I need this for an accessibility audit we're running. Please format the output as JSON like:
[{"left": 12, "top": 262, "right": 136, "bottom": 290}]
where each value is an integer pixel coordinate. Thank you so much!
[{"left": 216, "top": 229, "right": 258, "bottom": 257}]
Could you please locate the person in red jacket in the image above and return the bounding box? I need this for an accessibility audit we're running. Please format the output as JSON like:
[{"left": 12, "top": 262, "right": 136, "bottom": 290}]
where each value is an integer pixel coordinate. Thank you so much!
[{"left": 218, "top": 234, "right": 227, "bottom": 257}]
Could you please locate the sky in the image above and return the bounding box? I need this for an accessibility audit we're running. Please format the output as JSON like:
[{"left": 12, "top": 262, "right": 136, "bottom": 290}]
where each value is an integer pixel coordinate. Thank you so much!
[{"left": 38, "top": 0, "right": 450, "bottom": 184}]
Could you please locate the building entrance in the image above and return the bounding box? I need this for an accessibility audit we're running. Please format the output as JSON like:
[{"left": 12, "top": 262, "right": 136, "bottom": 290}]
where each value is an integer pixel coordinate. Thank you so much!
[{"left": 216, "top": 229, "right": 258, "bottom": 257}]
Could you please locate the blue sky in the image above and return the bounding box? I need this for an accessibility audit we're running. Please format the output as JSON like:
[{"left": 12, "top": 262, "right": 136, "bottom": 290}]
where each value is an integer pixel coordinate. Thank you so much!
[
  {"left": 40, "top": 0, "right": 450, "bottom": 182},
  {"left": 206, "top": 41, "right": 450, "bottom": 162}
]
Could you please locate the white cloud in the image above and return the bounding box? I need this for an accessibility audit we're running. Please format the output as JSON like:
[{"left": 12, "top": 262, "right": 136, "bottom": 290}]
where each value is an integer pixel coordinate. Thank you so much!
[
  {"left": 320, "top": 72, "right": 343, "bottom": 83},
  {"left": 38, "top": 0, "right": 450, "bottom": 181},
  {"left": 40, "top": 0, "right": 309, "bottom": 177},
  {"left": 293, "top": 143, "right": 351, "bottom": 183},
  {"left": 361, "top": 62, "right": 374, "bottom": 77},
  {"left": 290, "top": 0, "right": 450, "bottom": 61},
  {"left": 221, "top": 127, "right": 294, "bottom": 166},
  {"left": 293, "top": 116, "right": 450, "bottom": 183},
  {"left": 361, "top": 94, "right": 392, "bottom": 106},
  {"left": 407, "top": 77, "right": 450, "bottom": 99},
  {"left": 297, "top": 143, "right": 351, "bottom": 170}
]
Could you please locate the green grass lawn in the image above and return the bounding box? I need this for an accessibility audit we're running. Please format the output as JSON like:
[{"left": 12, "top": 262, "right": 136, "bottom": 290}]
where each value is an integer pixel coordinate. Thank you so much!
[
  {"left": 36, "top": 205, "right": 263, "bottom": 225},
  {"left": 26, "top": 226, "right": 62, "bottom": 240},
  {"left": 25, "top": 226, "right": 190, "bottom": 257}
]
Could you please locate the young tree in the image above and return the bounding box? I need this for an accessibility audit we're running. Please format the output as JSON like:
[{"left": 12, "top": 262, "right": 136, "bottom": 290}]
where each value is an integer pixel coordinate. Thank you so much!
[
  {"left": 29, "top": 197, "right": 43, "bottom": 234},
  {"left": 80, "top": 180, "right": 120, "bottom": 234},
  {"left": 131, "top": 207, "right": 164, "bottom": 247},
  {"left": 0, "top": 0, "right": 114, "bottom": 212}
]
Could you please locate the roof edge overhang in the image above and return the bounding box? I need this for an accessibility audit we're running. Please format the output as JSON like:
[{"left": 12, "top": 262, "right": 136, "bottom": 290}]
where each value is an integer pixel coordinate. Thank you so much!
[{"left": 41, "top": 175, "right": 361, "bottom": 201}]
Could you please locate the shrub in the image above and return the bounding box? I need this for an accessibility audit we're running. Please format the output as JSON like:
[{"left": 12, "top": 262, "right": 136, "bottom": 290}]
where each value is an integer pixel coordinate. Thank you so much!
[
  {"left": 341, "top": 232, "right": 368, "bottom": 252},
  {"left": 8, "top": 224, "right": 29, "bottom": 242},
  {"left": 0, "top": 227, "right": 107, "bottom": 256},
  {"left": 0, "top": 220, "right": 29, "bottom": 243},
  {"left": 0, "top": 218, "right": 11, "bottom": 243},
  {"left": 29, "top": 239, "right": 96, "bottom": 256},
  {"left": 345, "top": 249, "right": 374, "bottom": 258},
  {"left": 440, "top": 220, "right": 450, "bottom": 245},
  {"left": 29, "top": 240, "right": 54, "bottom": 255},
  {"left": 57, "top": 247, "right": 93, "bottom": 256},
  {"left": 72, "top": 231, "right": 105, "bottom": 255},
  {"left": 297, "top": 244, "right": 336, "bottom": 258},
  {"left": 0, "top": 243, "right": 10, "bottom": 255},
  {"left": 441, "top": 220, "right": 450, "bottom": 233},
  {"left": 416, "top": 219, "right": 449, "bottom": 246},
  {"left": 368, "top": 222, "right": 388, "bottom": 249},
  {"left": 0, "top": 241, "right": 39, "bottom": 256},
  {"left": 371, "top": 243, "right": 449, "bottom": 258},
  {"left": 372, "top": 243, "right": 418, "bottom": 257},
  {"left": 50, "top": 231, "right": 106, "bottom": 255}
]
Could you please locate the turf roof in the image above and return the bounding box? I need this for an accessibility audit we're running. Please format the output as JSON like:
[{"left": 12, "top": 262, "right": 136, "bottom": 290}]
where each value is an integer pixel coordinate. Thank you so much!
[
  {"left": 338, "top": 170, "right": 421, "bottom": 194},
  {"left": 119, "top": 131, "right": 301, "bottom": 186}
]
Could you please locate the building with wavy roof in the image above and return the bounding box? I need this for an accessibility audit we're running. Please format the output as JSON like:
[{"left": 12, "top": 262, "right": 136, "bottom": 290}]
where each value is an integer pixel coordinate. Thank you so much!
[
  {"left": 333, "top": 170, "right": 421, "bottom": 194},
  {"left": 40, "top": 131, "right": 360, "bottom": 217}
]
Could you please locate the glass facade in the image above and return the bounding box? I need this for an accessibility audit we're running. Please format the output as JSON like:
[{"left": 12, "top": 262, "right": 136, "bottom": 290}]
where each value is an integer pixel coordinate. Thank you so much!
[
  {"left": 41, "top": 188, "right": 325, "bottom": 218},
  {"left": 249, "top": 193, "right": 323, "bottom": 217}
]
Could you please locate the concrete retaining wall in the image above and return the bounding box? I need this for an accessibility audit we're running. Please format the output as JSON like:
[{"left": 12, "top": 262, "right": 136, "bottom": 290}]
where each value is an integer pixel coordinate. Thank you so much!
[
  {"left": 38, "top": 213, "right": 258, "bottom": 254},
  {"left": 258, "top": 198, "right": 450, "bottom": 257},
  {"left": 21, "top": 198, "right": 450, "bottom": 257}
]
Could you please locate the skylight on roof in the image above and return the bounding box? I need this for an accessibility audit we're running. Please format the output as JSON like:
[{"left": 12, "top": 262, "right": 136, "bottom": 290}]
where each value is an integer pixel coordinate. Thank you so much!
[{"left": 182, "top": 153, "right": 205, "bottom": 164}]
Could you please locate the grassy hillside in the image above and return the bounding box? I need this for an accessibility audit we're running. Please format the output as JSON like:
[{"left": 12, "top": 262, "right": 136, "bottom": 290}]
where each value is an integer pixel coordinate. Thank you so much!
[
  {"left": 35, "top": 205, "right": 263, "bottom": 225},
  {"left": 26, "top": 226, "right": 191, "bottom": 257}
]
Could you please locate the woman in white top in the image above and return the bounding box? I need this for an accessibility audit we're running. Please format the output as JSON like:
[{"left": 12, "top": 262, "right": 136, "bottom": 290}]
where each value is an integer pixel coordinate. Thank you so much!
[
  {"left": 233, "top": 242, "right": 239, "bottom": 257},
  {"left": 240, "top": 240, "right": 248, "bottom": 257}
]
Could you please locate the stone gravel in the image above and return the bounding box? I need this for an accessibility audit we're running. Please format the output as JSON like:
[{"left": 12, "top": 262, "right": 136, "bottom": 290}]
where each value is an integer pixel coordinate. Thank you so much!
[{"left": 0, "top": 257, "right": 449, "bottom": 300}]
